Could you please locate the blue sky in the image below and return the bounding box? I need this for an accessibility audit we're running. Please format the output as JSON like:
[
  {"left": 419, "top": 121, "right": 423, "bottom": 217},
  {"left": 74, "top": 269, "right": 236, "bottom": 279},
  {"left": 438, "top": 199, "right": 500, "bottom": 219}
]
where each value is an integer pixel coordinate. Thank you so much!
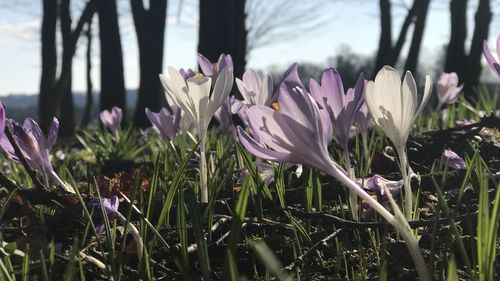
[{"left": 0, "top": 0, "right": 498, "bottom": 96}]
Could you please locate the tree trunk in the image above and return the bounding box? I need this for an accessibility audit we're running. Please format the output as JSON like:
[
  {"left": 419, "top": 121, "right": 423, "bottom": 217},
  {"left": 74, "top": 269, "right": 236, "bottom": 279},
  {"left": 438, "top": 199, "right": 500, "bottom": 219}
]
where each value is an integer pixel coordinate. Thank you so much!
[
  {"left": 39, "top": 0, "right": 57, "bottom": 132},
  {"left": 39, "top": 0, "right": 96, "bottom": 135},
  {"left": 444, "top": 0, "right": 467, "bottom": 80},
  {"left": 98, "top": 0, "right": 126, "bottom": 115},
  {"left": 81, "top": 19, "right": 94, "bottom": 128},
  {"left": 373, "top": 0, "right": 418, "bottom": 77},
  {"left": 389, "top": 2, "right": 418, "bottom": 66},
  {"left": 374, "top": 0, "right": 392, "bottom": 74},
  {"left": 58, "top": 0, "right": 75, "bottom": 137},
  {"left": 231, "top": 0, "right": 247, "bottom": 78},
  {"left": 198, "top": 0, "right": 247, "bottom": 78},
  {"left": 465, "top": 0, "right": 491, "bottom": 99},
  {"left": 131, "top": 0, "right": 167, "bottom": 127},
  {"left": 404, "top": 0, "right": 431, "bottom": 74}
]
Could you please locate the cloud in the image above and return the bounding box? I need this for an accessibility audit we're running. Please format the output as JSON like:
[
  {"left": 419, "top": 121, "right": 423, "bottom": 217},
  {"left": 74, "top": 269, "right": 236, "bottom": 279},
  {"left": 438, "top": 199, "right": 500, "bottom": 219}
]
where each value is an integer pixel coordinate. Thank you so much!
[{"left": 0, "top": 19, "right": 39, "bottom": 40}]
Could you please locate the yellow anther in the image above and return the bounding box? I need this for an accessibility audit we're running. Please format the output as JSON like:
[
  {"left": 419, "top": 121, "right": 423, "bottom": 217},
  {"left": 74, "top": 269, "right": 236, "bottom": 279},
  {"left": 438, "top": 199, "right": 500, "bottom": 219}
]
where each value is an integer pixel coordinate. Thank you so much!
[
  {"left": 195, "top": 73, "right": 204, "bottom": 77},
  {"left": 272, "top": 102, "right": 280, "bottom": 112}
]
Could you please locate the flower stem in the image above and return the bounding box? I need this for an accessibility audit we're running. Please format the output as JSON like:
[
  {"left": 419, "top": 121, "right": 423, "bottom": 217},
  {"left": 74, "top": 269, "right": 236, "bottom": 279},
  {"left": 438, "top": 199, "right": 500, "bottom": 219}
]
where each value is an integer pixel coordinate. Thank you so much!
[
  {"left": 325, "top": 162, "right": 430, "bottom": 281},
  {"left": 49, "top": 170, "right": 75, "bottom": 193},
  {"left": 361, "top": 132, "right": 370, "bottom": 176},
  {"left": 343, "top": 149, "right": 358, "bottom": 221},
  {"left": 117, "top": 213, "right": 143, "bottom": 261},
  {"left": 396, "top": 146, "right": 413, "bottom": 220},
  {"left": 199, "top": 134, "right": 208, "bottom": 203}
]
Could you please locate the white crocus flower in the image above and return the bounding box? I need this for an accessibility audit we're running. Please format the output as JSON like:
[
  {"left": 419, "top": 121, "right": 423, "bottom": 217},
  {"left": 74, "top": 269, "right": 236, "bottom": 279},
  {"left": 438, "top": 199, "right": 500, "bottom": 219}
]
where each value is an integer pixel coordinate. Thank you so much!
[
  {"left": 160, "top": 66, "right": 234, "bottom": 203},
  {"left": 365, "top": 66, "right": 432, "bottom": 219}
]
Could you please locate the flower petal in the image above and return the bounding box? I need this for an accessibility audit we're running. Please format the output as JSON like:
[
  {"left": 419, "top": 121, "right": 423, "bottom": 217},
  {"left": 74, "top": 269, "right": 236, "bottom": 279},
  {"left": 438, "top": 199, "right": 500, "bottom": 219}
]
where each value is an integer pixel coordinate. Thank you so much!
[
  {"left": 197, "top": 53, "right": 214, "bottom": 76},
  {"left": 47, "top": 117, "right": 59, "bottom": 149}
]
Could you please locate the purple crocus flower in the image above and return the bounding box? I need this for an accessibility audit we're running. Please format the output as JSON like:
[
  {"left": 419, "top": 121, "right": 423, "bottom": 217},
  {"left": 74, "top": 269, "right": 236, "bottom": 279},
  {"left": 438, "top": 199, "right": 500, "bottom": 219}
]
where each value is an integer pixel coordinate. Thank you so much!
[
  {"left": 436, "top": 72, "right": 463, "bottom": 109},
  {"left": 88, "top": 196, "right": 121, "bottom": 224},
  {"left": 359, "top": 175, "right": 403, "bottom": 219},
  {"left": 145, "top": 107, "right": 180, "bottom": 141},
  {"left": 100, "top": 106, "right": 123, "bottom": 135},
  {"left": 0, "top": 117, "right": 73, "bottom": 193},
  {"left": 237, "top": 89, "right": 334, "bottom": 173},
  {"left": 362, "top": 175, "right": 403, "bottom": 197},
  {"left": 232, "top": 69, "right": 275, "bottom": 126},
  {"left": 179, "top": 68, "right": 196, "bottom": 80},
  {"left": 442, "top": 149, "right": 466, "bottom": 170},
  {"left": 197, "top": 53, "right": 233, "bottom": 81},
  {"left": 483, "top": 35, "right": 500, "bottom": 77},
  {"left": 237, "top": 64, "right": 334, "bottom": 172},
  {"left": 87, "top": 196, "right": 143, "bottom": 260},
  {"left": 309, "top": 69, "right": 365, "bottom": 151},
  {"left": 354, "top": 102, "right": 372, "bottom": 135}
]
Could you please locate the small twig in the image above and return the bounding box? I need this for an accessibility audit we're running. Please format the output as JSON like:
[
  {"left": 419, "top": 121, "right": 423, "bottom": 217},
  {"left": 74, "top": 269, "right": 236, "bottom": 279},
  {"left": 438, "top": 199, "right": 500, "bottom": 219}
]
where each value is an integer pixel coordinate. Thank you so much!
[
  {"left": 148, "top": 258, "right": 183, "bottom": 278},
  {"left": 287, "top": 207, "right": 473, "bottom": 229},
  {"left": 283, "top": 228, "right": 344, "bottom": 271},
  {"left": 4, "top": 126, "right": 45, "bottom": 190}
]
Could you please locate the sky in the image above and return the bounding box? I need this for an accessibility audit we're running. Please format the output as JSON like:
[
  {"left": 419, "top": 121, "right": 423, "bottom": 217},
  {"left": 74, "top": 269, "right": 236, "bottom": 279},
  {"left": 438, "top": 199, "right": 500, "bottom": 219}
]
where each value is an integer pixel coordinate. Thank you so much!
[{"left": 0, "top": 0, "right": 499, "bottom": 96}]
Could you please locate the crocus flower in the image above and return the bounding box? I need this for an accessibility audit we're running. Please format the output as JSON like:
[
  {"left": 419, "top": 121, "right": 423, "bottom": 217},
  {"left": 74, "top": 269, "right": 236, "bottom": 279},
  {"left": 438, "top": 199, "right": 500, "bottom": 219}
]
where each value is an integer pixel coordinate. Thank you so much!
[
  {"left": 160, "top": 66, "right": 234, "bottom": 202},
  {"left": 100, "top": 106, "right": 123, "bottom": 135},
  {"left": 0, "top": 117, "right": 74, "bottom": 193},
  {"left": 237, "top": 65, "right": 430, "bottom": 280},
  {"left": 160, "top": 67, "right": 234, "bottom": 140},
  {"left": 365, "top": 66, "right": 432, "bottom": 152},
  {"left": 483, "top": 35, "right": 500, "bottom": 77},
  {"left": 355, "top": 101, "right": 372, "bottom": 173},
  {"left": 436, "top": 72, "right": 463, "bottom": 109},
  {"left": 365, "top": 66, "right": 432, "bottom": 220},
  {"left": 232, "top": 69, "right": 275, "bottom": 126},
  {"left": 354, "top": 102, "right": 372, "bottom": 135},
  {"left": 198, "top": 53, "right": 233, "bottom": 81},
  {"left": 359, "top": 175, "right": 403, "bottom": 219},
  {"left": 179, "top": 68, "right": 196, "bottom": 80},
  {"left": 237, "top": 68, "right": 333, "bottom": 172},
  {"left": 309, "top": 68, "right": 365, "bottom": 151},
  {"left": 88, "top": 196, "right": 143, "bottom": 260},
  {"left": 441, "top": 149, "right": 466, "bottom": 170},
  {"left": 145, "top": 107, "right": 180, "bottom": 141},
  {"left": 363, "top": 175, "right": 403, "bottom": 198},
  {"left": 309, "top": 69, "right": 365, "bottom": 220}
]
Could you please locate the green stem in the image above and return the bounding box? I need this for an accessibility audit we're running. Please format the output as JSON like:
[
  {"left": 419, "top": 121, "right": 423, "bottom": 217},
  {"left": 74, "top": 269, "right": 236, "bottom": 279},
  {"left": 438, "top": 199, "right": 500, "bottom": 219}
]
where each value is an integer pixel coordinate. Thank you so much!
[
  {"left": 361, "top": 132, "right": 370, "bottom": 176},
  {"left": 325, "top": 162, "right": 430, "bottom": 281},
  {"left": 199, "top": 132, "right": 208, "bottom": 203},
  {"left": 343, "top": 148, "right": 358, "bottom": 221},
  {"left": 396, "top": 145, "right": 413, "bottom": 220}
]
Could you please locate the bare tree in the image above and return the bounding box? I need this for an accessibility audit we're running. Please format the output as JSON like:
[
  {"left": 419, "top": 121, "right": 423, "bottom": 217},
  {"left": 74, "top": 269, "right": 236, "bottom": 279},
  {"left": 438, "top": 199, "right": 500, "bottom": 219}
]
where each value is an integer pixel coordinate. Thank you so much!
[
  {"left": 198, "top": 0, "right": 247, "bottom": 77},
  {"left": 43, "top": 0, "right": 96, "bottom": 136},
  {"left": 131, "top": 0, "right": 168, "bottom": 127},
  {"left": 80, "top": 19, "right": 94, "bottom": 128},
  {"left": 39, "top": 0, "right": 57, "bottom": 132},
  {"left": 444, "top": 0, "right": 491, "bottom": 99},
  {"left": 245, "top": 0, "right": 329, "bottom": 54},
  {"left": 404, "top": 0, "right": 431, "bottom": 74},
  {"left": 98, "top": 0, "right": 126, "bottom": 115},
  {"left": 373, "top": 0, "right": 423, "bottom": 75},
  {"left": 445, "top": 0, "right": 467, "bottom": 79},
  {"left": 467, "top": 0, "right": 492, "bottom": 97}
]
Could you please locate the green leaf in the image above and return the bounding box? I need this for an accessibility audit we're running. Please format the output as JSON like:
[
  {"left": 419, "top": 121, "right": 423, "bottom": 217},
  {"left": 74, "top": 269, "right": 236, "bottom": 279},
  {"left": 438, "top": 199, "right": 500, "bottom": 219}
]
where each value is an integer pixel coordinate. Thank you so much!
[{"left": 248, "top": 240, "right": 291, "bottom": 281}]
